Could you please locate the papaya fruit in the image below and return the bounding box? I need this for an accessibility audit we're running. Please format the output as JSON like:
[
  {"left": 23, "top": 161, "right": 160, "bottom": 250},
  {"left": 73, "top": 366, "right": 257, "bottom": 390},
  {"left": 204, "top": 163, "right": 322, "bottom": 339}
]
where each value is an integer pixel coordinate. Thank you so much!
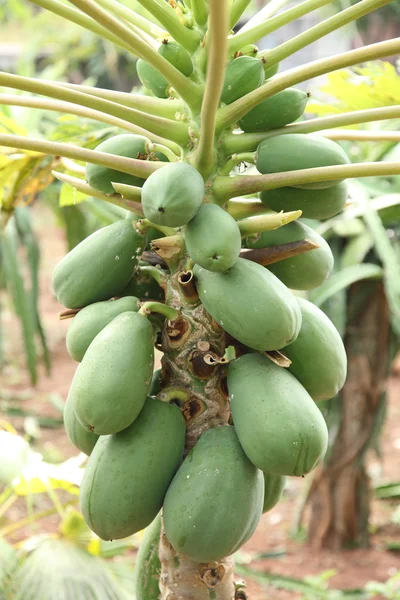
[
  {"left": 221, "top": 56, "right": 265, "bottom": 105},
  {"left": 142, "top": 162, "right": 205, "bottom": 227},
  {"left": 228, "top": 353, "right": 328, "bottom": 476},
  {"left": 137, "top": 59, "right": 169, "bottom": 98},
  {"left": 163, "top": 426, "right": 264, "bottom": 562},
  {"left": 52, "top": 219, "right": 144, "bottom": 309},
  {"left": 135, "top": 513, "right": 162, "bottom": 600},
  {"left": 80, "top": 397, "right": 185, "bottom": 540},
  {"left": 69, "top": 311, "right": 154, "bottom": 435},
  {"left": 158, "top": 39, "right": 193, "bottom": 76},
  {"left": 122, "top": 270, "right": 165, "bottom": 302},
  {"left": 260, "top": 181, "right": 348, "bottom": 220},
  {"left": 185, "top": 204, "right": 241, "bottom": 272},
  {"left": 263, "top": 473, "right": 285, "bottom": 513},
  {"left": 239, "top": 88, "right": 308, "bottom": 133},
  {"left": 256, "top": 134, "right": 350, "bottom": 189},
  {"left": 246, "top": 220, "right": 333, "bottom": 290},
  {"left": 149, "top": 368, "right": 162, "bottom": 396},
  {"left": 263, "top": 60, "right": 279, "bottom": 79},
  {"left": 194, "top": 258, "right": 301, "bottom": 351},
  {"left": 284, "top": 298, "right": 347, "bottom": 401},
  {"left": 63, "top": 395, "right": 98, "bottom": 456},
  {"left": 66, "top": 296, "right": 140, "bottom": 362},
  {"left": 235, "top": 44, "right": 259, "bottom": 58},
  {"left": 86, "top": 134, "right": 167, "bottom": 195}
]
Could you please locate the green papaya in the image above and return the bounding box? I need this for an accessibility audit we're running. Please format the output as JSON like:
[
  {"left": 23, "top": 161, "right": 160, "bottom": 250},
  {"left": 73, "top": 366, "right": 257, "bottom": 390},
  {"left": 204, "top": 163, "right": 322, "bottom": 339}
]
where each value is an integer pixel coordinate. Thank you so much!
[
  {"left": 185, "top": 204, "right": 241, "bottom": 272},
  {"left": 284, "top": 298, "right": 347, "bottom": 401},
  {"left": 69, "top": 311, "right": 154, "bottom": 435},
  {"left": 158, "top": 39, "right": 193, "bottom": 76},
  {"left": 149, "top": 368, "right": 162, "bottom": 396},
  {"left": 256, "top": 134, "right": 350, "bottom": 189},
  {"left": 137, "top": 59, "right": 169, "bottom": 98},
  {"left": 163, "top": 426, "right": 264, "bottom": 563},
  {"left": 52, "top": 219, "right": 144, "bottom": 309},
  {"left": 263, "top": 473, "right": 285, "bottom": 513},
  {"left": 142, "top": 162, "right": 205, "bottom": 227},
  {"left": 228, "top": 353, "right": 328, "bottom": 476},
  {"left": 86, "top": 134, "right": 167, "bottom": 195},
  {"left": 80, "top": 397, "right": 185, "bottom": 540},
  {"left": 135, "top": 513, "right": 162, "bottom": 600},
  {"left": 122, "top": 271, "right": 165, "bottom": 302},
  {"left": 221, "top": 56, "right": 265, "bottom": 105},
  {"left": 63, "top": 395, "right": 98, "bottom": 456},
  {"left": 239, "top": 88, "right": 308, "bottom": 133},
  {"left": 66, "top": 296, "right": 140, "bottom": 362},
  {"left": 263, "top": 60, "right": 279, "bottom": 79},
  {"left": 246, "top": 221, "right": 333, "bottom": 290},
  {"left": 194, "top": 258, "right": 301, "bottom": 351},
  {"left": 260, "top": 181, "right": 348, "bottom": 220},
  {"left": 235, "top": 44, "right": 259, "bottom": 57}
]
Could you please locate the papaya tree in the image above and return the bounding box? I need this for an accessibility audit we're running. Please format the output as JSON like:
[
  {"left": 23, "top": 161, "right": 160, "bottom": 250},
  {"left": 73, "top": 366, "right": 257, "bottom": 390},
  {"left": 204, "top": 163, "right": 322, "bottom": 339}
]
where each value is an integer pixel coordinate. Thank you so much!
[{"left": 1, "top": 0, "right": 400, "bottom": 598}]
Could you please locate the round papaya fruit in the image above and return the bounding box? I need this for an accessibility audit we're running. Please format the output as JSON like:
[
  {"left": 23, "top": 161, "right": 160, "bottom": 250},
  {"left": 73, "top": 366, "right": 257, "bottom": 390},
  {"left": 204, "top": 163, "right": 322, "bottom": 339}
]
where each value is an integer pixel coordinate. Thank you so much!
[
  {"left": 228, "top": 353, "right": 328, "bottom": 476},
  {"left": 142, "top": 162, "right": 205, "bottom": 227},
  {"left": 260, "top": 181, "right": 348, "bottom": 220},
  {"left": 86, "top": 134, "right": 167, "bottom": 195},
  {"left": 163, "top": 426, "right": 264, "bottom": 563},
  {"left": 246, "top": 220, "right": 333, "bottom": 290},
  {"left": 239, "top": 88, "right": 308, "bottom": 132},
  {"left": 69, "top": 311, "right": 154, "bottom": 435},
  {"left": 137, "top": 59, "right": 169, "bottom": 98},
  {"left": 194, "top": 258, "right": 301, "bottom": 351},
  {"left": 184, "top": 204, "right": 241, "bottom": 272},
  {"left": 121, "top": 271, "right": 165, "bottom": 302},
  {"left": 63, "top": 395, "right": 98, "bottom": 456},
  {"left": 52, "top": 219, "right": 144, "bottom": 309},
  {"left": 135, "top": 513, "right": 162, "bottom": 600},
  {"left": 221, "top": 56, "right": 265, "bottom": 105},
  {"left": 158, "top": 39, "right": 193, "bottom": 76},
  {"left": 263, "top": 473, "right": 285, "bottom": 513},
  {"left": 235, "top": 44, "right": 259, "bottom": 58},
  {"left": 284, "top": 298, "right": 347, "bottom": 401},
  {"left": 256, "top": 134, "right": 350, "bottom": 189},
  {"left": 80, "top": 397, "right": 185, "bottom": 541},
  {"left": 66, "top": 296, "right": 140, "bottom": 362}
]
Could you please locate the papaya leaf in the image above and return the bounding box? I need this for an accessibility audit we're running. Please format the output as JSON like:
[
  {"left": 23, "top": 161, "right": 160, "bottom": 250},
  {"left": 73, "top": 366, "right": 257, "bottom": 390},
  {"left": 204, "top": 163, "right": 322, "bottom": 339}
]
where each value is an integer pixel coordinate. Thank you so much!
[
  {"left": 309, "top": 264, "right": 383, "bottom": 307},
  {"left": 59, "top": 182, "right": 89, "bottom": 207},
  {"left": 340, "top": 231, "right": 374, "bottom": 269},
  {"left": 0, "top": 538, "right": 19, "bottom": 596}
]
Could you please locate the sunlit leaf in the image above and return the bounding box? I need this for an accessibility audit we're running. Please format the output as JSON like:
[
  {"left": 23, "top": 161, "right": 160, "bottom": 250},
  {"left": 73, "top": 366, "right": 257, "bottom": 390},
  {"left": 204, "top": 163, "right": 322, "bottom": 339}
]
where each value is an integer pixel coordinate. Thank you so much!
[{"left": 59, "top": 183, "right": 89, "bottom": 207}]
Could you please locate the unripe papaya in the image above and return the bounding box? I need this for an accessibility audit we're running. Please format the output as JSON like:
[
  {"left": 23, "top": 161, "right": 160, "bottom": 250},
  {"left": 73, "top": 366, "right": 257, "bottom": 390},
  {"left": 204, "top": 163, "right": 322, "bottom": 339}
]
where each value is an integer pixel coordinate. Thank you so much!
[
  {"left": 235, "top": 44, "right": 259, "bottom": 57},
  {"left": 63, "top": 395, "right": 98, "bottom": 456},
  {"left": 239, "top": 88, "right": 308, "bottom": 133},
  {"left": 122, "top": 271, "right": 165, "bottom": 302},
  {"left": 158, "top": 39, "right": 193, "bottom": 76},
  {"left": 263, "top": 60, "right": 279, "bottom": 79},
  {"left": 260, "top": 181, "right": 348, "bottom": 220},
  {"left": 137, "top": 59, "right": 169, "bottom": 98},
  {"left": 86, "top": 134, "right": 167, "bottom": 195},
  {"left": 52, "top": 219, "right": 144, "bottom": 309},
  {"left": 135, "top": 513, "right": 162, "bottom": 600},
  {"left": 256, "top": 134, "right": 350, "bottom": 189},
  {"left": 163, "top": 426, "right": 264, "bottom": 563},
  {"left": 284, "top": 298, "right": 347, "bottom": 401},
  {"left": 80, "top": 397, "right": 185, "bottom": 540},
  {"left": 185, "top": 204, "right": 241, "bottom": 272},
  {"left": 263, "top": 473, "right": 285, "bottom": 513},
  {"left": 149, "top": 368, "right": 162, "bottom": 396},
  {"left": 228, "top": 353, "right": 328, "bottom": 476},
  {"left": 66, "top": 296, "right": 140, "bottom": 362},
  {"left": 194, "top": 258, "right": 301, "bottom": 351},
  {"left": 246, "top": 221, "right": 333, "bottom": 290},
  {"left": 142, "top": 163, "right": 205, "bottom": 227},
  {"left": 69, "top": 312, "right": 154, "bottom": 435},
  {"left": 221, "top": 56, "right": 265, "bottom": 105}
]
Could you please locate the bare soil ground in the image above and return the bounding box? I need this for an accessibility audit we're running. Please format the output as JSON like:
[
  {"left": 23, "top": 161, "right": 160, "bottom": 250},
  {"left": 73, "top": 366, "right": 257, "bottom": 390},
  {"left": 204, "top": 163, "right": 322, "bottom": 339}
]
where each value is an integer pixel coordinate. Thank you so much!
[{"left": 1, "top": 205, "right": 400, "bottom": 599}]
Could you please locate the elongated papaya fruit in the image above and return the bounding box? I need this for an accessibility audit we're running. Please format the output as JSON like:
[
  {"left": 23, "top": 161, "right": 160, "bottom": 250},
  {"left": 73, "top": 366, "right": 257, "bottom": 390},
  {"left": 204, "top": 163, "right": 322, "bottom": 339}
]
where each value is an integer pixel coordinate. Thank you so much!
[
  {"left": 142, "top": 163, "right": 205, "bottom": 227},
  {"left": 256, "top": 134, "right": 350, "bottom": 189},
  {"left": 163, "top": 426, "right": 264, "bottom": 562},
  {"left": 63, "top": 395, "right": 98, "bottom": 456},
  {"left": 137, "top": 59, "right": 169, "bottom": 98},
  {"left": 52, "top": 219, "right": 144, "bottom": 309},
  {"left": 86, "top": 134, "right": 167, "bottom": 195},
  {"left": 240, "top": 88, "right": 308, "bottom": 133},
  {"left": 66, "top": 296, "right": 140, "bottom": 362},
  {"left": 80, "top": 397, "right": 185, "bottom": 541},
  {"left": 121, "top": 271, "right": 165, "bottom": 302},
  {"left": 69, "top": 311, "right": 154, "bottom": 435},
  {"left": 158, "top": 39, "right": 193, "bottom": 76},
  {"left": 194, "top": 258, "right": 301, "bottom": 351},
  {"left": 284, "top": 298, "right": 347, "bottom": 401},
  {"left": 135, "top": 513, "right": 162, "bottom": 600},
  {"left": 246, "top": 220, "right": 333, "bottom": 290},
  {"left": 260, "top": 181, "right": 348, "bottom": 220},
  {"left": 263, "top": 473, "right": 285, "bottom": 513},
  {"left": 149, "top": 368, "right": 162, "bottom": 396},
  {"left": 185, "top": 204, "right": 241, "bottom": 272},
  {"left": 228, "top": 353, "right": 328, "bottom": 476},
  {"left": 221, "top": 56, "right": 264, "bottom": 105}
]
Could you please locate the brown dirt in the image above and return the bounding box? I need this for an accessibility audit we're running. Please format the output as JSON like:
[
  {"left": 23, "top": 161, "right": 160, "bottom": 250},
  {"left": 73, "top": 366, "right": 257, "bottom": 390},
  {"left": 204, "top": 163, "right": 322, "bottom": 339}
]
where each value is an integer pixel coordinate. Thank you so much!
[{"left": 1, "top": 205, "right": 400, "bottom": 599}]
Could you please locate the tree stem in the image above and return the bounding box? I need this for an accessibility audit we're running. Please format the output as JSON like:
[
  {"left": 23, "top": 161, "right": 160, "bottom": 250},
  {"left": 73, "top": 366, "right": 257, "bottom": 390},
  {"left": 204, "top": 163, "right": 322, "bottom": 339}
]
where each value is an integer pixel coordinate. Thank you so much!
[
  {"left": 95, "top": 0, "right": 163, "bottom": 38},
  {"left": 321, "top": 129, "right": 400, "bottom": 141},
  {"left": 241, "top": 239, "right": 320, "bottom": 265},
  {"left": 230, "top": 0, "right": 252, "bottom": 29},
  {"left": 237, "top": 210, "right": 302, "bottom": 235},
  {"left": 139, "top": 266, "right": 168, "bottom": 287},
  {"left": 139, "top": 301, "right": 180, "bottom": 320}
]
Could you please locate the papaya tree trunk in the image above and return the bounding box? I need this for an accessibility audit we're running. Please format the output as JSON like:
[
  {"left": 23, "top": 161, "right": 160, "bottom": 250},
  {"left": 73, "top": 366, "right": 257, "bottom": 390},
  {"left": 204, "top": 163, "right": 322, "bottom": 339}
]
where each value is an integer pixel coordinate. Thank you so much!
[{"left": 307, "top": 282, "right": 391, "bottom": 549}]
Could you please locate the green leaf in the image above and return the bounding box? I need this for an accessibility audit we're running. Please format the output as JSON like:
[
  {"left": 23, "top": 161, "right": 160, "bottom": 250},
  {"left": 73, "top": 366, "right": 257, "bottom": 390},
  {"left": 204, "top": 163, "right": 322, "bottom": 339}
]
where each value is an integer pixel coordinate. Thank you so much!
[
  {"left": 375, "top": 482, "right": 400, "bottom": 499},
  {"left": 340, "top": 231, "right": 374, "bottom": 269},
  {"left": 309, "top": 264, "right": 383, "bottom": 307},
  {"left": 59, "top": 182, "right": 89, "bottom": 207},
  {"left": 0, "top": 537, "right": 18, "bottom": 595}
]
